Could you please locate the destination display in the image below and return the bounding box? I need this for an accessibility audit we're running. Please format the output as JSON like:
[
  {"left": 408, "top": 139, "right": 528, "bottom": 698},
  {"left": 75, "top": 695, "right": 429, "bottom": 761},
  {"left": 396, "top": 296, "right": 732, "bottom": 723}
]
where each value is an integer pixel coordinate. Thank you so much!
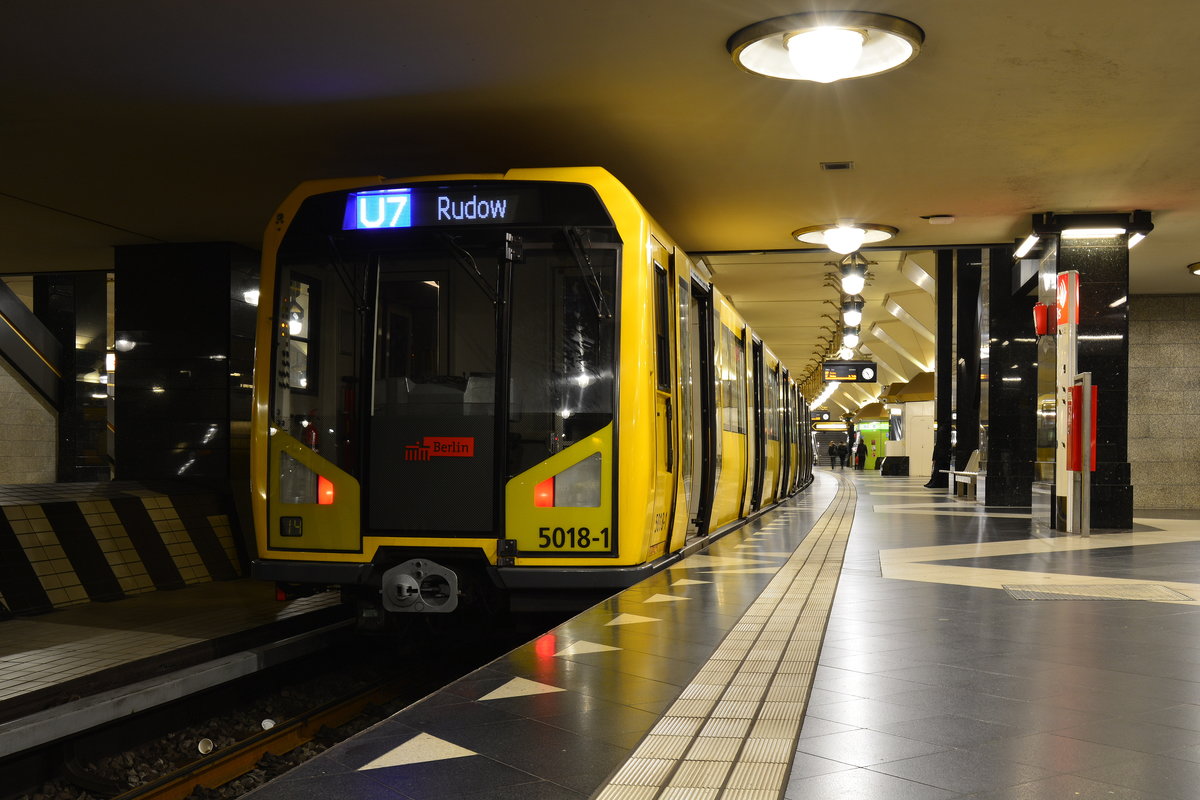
[
  {"left": 343, "top": 187, "right": 520, "bottom": 230},
  {"left": 822, "top": 360, "right": 878, "bottom": 382}
]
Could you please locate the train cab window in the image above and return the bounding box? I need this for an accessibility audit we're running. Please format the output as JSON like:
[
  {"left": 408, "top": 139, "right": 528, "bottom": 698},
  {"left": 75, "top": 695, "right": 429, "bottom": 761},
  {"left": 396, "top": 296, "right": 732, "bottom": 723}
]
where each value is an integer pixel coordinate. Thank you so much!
[
  {"left": 653, "top": 264, "right": 670, "bottom": 392},
  {"left": 508, "top": 232, "right": 617, "bottom": 474},
  {"left": 283, "top": 277, "right": 317, "bottom": 392}
]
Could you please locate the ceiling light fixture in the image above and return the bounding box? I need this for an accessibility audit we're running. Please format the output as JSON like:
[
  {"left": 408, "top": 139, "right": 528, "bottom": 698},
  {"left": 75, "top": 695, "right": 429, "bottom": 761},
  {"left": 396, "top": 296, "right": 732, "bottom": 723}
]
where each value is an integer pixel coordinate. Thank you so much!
[
  {"left": 728, "top": 11, "right": 924, "bottom": 83},
  {"left": 1189, "top": 262, "right": 1200, "bottom": 276},
  {"left": 792, "top": 221, "right": 897, "bottom": 254},
  {"left": 838, "top": 253, "right": 870, "bottom": 295},
  {"left": 841, "top": 298, "right": 864, "bottom": 327},
  {"left": 843, "top": 326, "right": 861, "bottom": 348}
]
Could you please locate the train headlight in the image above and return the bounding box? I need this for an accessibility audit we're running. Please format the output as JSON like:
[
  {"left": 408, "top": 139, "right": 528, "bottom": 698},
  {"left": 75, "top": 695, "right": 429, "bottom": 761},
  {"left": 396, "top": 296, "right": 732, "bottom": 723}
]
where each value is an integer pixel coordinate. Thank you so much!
[
  {"left": 534, "top": 453, "right": 602, "bottom": 508},
  {"left": 279, "top": 453, "right": 335, "bottom": 505}
]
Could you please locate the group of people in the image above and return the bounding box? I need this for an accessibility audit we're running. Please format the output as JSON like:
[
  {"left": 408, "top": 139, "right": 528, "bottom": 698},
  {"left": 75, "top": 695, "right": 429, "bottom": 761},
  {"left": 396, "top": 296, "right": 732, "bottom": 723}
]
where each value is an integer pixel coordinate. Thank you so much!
[{"left": 827, "top": 439, "right": 868, "bottom": 470}]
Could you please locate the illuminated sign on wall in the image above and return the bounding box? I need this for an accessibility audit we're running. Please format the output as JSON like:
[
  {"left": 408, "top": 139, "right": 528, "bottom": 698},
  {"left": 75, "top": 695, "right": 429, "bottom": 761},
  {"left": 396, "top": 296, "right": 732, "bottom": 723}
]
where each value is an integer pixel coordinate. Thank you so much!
[
  {"left": 344, "top": 188, "right": 519, "bottom": 230},
  {"left": 822, "top": 360, "right": 878, "bottom": 382}
]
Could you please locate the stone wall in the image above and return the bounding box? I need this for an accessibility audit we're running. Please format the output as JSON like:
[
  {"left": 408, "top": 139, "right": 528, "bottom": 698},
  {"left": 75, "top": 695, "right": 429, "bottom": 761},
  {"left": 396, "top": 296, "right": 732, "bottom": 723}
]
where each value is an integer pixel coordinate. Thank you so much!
[
  {"left": 0, "top": 357, "right": 57, "bottom": 484},
  {"left": 1129, "top": 294, "right": 1200, "bottom": 509}
]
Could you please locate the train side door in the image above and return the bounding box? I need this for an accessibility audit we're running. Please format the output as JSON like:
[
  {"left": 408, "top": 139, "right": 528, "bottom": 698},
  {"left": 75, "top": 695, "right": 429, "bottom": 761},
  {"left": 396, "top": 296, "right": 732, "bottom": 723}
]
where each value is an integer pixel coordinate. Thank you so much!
[
  {"left": 780, "top": 368, "right": 792, "bottom": 497},
  {"left": 650, "top": 241, "right": 678, "bottom": 551},
  {"left": 683, "top": 278, "right": 716, "bottom": 538}
]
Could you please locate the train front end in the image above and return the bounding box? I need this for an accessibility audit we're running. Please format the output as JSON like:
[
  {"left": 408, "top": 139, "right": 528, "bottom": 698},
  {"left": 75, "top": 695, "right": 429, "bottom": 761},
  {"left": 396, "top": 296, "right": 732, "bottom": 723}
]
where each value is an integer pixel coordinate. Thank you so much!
[{"left": 250, "top": 168, "right": 653, "bottom": 623}]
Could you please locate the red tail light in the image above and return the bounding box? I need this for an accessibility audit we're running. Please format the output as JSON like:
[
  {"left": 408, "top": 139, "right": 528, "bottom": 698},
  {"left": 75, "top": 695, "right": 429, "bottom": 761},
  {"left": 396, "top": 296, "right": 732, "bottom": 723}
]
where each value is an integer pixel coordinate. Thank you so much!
[
  {"left": 318, "top": 475, "right": 335, "bottom": 505},
  {"left": 534, "top": 476, "right": 555, "bottom": 507}
]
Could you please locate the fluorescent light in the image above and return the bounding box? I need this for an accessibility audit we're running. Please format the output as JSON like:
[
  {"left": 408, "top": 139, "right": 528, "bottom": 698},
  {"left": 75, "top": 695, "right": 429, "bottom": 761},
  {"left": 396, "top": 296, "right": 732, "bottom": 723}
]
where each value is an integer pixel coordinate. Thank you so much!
[
  {"left": 1013, "top": 233, "right": 1039, "bottom": 259},
  {"left": 1127, "top": 232, "right": 1145, "bottom": 248},
  {"left": 1061, "top": 227, "right": 1125, "bottom": 238}
]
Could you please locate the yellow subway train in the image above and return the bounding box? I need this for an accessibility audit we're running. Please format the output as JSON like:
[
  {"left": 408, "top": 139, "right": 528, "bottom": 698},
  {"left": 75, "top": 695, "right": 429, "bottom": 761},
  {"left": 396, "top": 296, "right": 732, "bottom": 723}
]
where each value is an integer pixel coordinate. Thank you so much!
[{"left": 249, "top": 167, "right": 813, "bottom": 624}]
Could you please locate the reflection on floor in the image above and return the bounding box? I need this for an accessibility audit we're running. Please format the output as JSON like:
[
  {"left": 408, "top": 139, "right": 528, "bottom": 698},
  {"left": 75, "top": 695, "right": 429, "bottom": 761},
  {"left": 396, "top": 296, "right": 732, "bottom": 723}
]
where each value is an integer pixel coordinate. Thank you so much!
[{"left": 241, "top": 469, "right": 1200, "bottom": 800}]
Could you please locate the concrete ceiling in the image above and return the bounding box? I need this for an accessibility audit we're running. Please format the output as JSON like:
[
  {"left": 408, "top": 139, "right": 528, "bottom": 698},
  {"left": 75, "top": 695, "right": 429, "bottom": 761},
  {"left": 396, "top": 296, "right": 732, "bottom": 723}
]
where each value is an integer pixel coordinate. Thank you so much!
[{"left": 3, "top": 1, "right": 1197, "bottom": 414}]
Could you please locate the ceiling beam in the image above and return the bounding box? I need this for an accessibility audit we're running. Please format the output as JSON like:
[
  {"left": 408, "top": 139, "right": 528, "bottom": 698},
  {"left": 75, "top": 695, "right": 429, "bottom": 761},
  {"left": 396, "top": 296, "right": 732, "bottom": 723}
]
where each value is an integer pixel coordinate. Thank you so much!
[
  {"left": 901, "top": 251, "right": 936, "bottom": 295},
  {"left": 858, "top": 343, "right": 909, "bottom": 384},
  {"left": 884, "top": 293, "right": 936, "bottom": 343},
  {"left": 870, "top": 324, "right": 931, "bottom": 371}
]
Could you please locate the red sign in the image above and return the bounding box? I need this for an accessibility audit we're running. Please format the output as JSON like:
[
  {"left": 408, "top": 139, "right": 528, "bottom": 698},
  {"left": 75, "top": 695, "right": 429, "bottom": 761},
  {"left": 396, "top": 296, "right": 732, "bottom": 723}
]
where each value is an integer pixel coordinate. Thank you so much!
[
  {"left": 1066, "top": 385, "right": 1097, "bottom": 472},
  {"left": 404, "top": 436, "right": 475, "bottom": 461},
  {"left": 1056, "top": 272, "right": 1079, "bottom": 330}
]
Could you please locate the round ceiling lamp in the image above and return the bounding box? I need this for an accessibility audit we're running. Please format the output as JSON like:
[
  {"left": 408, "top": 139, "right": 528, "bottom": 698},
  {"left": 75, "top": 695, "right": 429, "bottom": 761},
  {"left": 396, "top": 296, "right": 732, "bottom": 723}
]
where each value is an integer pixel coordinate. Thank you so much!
[
  {"left": 792, "top": 222, "right": 897, "bottom": 254},
  {"left": 728, "top": 11, "right": 924, "bottom": 83},
  {"left": 1189, "top": 262, "right": 1200, "bottom": 276},
  {"left": 838, "top": 253, "right": 870, "bottom": 295},
  {"left": 841, "top": 298, "right": 864, "bottom": 327}
]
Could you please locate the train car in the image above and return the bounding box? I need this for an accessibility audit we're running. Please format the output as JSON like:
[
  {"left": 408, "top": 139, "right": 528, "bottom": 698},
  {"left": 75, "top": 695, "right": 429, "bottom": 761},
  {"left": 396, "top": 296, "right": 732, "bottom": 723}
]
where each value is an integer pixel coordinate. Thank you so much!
[{"left": 249, "top": 167, "right": 813, "bottom": 625}]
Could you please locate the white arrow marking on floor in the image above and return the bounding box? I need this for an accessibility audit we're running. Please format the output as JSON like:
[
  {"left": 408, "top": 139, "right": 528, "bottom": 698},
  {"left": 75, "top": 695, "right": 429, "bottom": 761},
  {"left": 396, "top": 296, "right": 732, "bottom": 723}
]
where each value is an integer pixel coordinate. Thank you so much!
[
  {"left": 479, "top": 677, "right": 566, "bottom": 701},
  {"left": 556, "top": 640, "right": 621, "bottom": 656},
  {"left": 643, "top": 593, "right": 687, "bottom": 603},
  {"left": 359, "top": 733, "right": 475, "bottom": 769},
  {"left": 672, "top": 578, "right": 711, "bottom": 586},
  {"left": 606, "top": 613, "right": 660, "bottom": 626}
]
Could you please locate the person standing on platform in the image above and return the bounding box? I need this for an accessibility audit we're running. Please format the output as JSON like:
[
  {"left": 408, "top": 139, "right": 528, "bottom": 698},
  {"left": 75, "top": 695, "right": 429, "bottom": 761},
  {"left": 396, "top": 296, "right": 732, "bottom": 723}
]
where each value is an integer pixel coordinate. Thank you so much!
[
  {"left": 856, "top": 439, "right": 867, "bottom": 470},
  {"left": 836, "top": 441, "right": 848, "bottom": 469},
  {"left": 827, "top": 441, "right": 838, "bottom": 469}
]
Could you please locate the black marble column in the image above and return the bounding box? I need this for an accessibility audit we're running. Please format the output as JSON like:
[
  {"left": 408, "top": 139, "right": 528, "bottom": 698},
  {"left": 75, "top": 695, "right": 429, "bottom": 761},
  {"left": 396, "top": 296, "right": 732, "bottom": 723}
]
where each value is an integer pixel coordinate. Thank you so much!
[
  {"left": 1059, "top": 236, "right": 1132, "bottom": 529},
  {"left": 34, "top": 273, "right": 111, "bottom": 481},
  {"left": 954, "top": 249, "right": 982, "bottom": 469},
  {"left": 985, "top": 246, "right": 1037, "bottom": 505},
  {"left": 114, "top": 243, "right": 259, "bottom": 487},
  {"left": 925, "top": 249, "right": 954, "bottom": 488}
]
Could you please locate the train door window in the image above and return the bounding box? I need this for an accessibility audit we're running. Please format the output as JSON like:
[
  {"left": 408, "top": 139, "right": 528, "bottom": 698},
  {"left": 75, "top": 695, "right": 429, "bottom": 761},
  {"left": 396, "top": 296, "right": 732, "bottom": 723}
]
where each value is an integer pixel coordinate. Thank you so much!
[
  {"left": 718, "top": 324, "right": 747, "bottom": 434},
  {"left": 766, "top": 365, "right": 780, "bottom": 441},
  {"left": 284, "top": 277, "right": 317, "bottom": 392},
  {"left": 654, "top": 265, "right": 671, "bottom": 392},
  {"left": 372, "top": 277, "right": 451, "bottom": 412},
  {"left": 678, "top": 276, "right": 693, "bottom": 499}
]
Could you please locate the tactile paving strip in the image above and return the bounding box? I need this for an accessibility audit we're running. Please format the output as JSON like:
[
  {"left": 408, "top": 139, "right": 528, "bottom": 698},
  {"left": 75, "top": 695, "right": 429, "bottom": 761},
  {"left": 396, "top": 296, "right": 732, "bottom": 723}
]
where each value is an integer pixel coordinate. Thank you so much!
[
  {"left": 1003, "top": 584, "right": 1193, "bottom": 601},
  {"left": 596, "top": 475, "right": 857, "bottom": 799}
]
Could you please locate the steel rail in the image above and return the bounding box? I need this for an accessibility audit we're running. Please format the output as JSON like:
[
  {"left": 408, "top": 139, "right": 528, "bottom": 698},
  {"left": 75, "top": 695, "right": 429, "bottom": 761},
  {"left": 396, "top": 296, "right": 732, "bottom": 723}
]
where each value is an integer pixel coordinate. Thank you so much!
[{"left": 109, "top": 678, "right": 408, "bottom": 800}]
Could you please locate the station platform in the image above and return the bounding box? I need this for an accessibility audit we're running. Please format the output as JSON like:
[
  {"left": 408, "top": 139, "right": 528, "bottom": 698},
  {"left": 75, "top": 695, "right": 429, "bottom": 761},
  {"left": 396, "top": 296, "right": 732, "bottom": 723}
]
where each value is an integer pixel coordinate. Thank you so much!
[
  {"left": 242, "top": 469, "right": 1200, "bottom": 800},
  {"left": 0, "top": 578, "right": 348, "bottom": 757}
]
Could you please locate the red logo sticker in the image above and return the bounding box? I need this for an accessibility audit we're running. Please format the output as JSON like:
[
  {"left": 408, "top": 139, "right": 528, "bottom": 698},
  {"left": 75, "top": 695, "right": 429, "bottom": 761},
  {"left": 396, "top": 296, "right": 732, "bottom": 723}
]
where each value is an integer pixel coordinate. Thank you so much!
[{"left": 404, "top": 436, "right": 476, "bottom": 461}]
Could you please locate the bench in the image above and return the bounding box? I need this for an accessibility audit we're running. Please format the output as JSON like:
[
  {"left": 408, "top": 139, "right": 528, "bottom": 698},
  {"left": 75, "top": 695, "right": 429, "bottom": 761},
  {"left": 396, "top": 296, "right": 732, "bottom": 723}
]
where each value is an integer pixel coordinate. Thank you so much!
[{"left": 943, "top": 450, "right": 981, "bottom": 498}]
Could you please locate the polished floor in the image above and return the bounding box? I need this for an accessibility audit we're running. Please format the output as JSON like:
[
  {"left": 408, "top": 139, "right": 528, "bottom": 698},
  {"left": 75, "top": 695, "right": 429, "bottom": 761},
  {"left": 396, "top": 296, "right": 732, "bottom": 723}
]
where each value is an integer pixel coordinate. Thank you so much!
[{"left": 233, "top": 469, "right": 1200, "bottom": 799}]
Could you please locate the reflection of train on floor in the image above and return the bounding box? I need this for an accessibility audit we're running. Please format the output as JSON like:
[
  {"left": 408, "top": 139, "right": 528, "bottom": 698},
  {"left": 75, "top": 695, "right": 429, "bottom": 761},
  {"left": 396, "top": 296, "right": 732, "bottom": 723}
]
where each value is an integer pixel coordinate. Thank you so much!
[{"left": 250, "top": 167, "right": 813, "bottom": 625}]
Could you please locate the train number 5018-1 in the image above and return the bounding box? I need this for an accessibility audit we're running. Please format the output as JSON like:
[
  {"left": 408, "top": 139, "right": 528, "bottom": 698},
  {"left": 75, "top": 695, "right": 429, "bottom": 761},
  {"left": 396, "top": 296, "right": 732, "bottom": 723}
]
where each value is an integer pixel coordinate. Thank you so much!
[{"left": 537, "top": 526, "right": 610, "bottom": 549}]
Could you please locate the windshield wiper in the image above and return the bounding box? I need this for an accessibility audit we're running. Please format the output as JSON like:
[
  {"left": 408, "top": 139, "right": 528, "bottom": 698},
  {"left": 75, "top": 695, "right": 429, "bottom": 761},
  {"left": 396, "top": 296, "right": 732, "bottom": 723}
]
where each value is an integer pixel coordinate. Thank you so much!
[
  {"left": 435, "top": 233, "right": 498, "bottom": 304},
  {"left": 565, "top": 227, "right": 613, "bottom": 319}
]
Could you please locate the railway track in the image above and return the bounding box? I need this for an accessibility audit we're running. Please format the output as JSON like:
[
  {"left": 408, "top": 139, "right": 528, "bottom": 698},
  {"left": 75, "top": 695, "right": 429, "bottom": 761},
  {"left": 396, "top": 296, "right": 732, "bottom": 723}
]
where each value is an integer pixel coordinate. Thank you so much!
[
  {"left": 110, "top": 677, "right": 408, "bottom": 800},
  {"left": 10, "top": 610, "right": 575, "bottom": 800}
]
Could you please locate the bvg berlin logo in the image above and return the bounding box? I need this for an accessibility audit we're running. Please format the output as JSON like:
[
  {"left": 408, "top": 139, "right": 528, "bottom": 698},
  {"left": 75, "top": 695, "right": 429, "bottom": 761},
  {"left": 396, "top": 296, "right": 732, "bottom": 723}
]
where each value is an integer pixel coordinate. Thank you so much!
[{"left": 405, "top": 436, "right": 476, "bottom": 461}]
